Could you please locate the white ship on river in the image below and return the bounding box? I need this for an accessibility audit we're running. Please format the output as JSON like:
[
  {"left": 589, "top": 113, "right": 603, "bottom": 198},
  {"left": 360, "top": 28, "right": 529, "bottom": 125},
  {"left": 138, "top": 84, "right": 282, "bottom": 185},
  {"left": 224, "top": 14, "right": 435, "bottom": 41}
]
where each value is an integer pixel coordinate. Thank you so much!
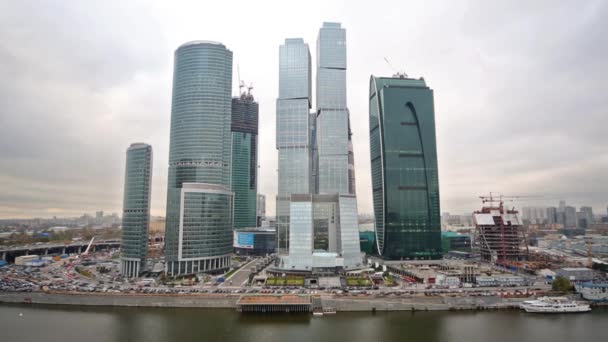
[{"left": 520, "top": 297, "right": 591, "bottom": 313}]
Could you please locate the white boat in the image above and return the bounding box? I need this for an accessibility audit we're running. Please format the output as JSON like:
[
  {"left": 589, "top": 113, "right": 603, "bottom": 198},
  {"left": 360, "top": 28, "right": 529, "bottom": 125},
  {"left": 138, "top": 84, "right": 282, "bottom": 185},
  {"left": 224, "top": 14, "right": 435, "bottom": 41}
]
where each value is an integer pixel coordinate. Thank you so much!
[
  {"left": 520, "top": 297, "right": 591, "bottom": 313},
  {"left": 575, "top": 282, "right": 608, "bottom": 302}
]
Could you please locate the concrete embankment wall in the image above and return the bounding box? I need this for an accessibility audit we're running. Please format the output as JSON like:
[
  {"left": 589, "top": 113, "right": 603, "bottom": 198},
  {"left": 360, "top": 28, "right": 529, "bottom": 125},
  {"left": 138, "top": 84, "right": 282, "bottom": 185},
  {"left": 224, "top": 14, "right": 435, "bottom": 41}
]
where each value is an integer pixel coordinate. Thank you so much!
[
  {"left": 0, "top": 292, "right": 238, "bottom": 308},
  {"left": 325, "top": 296, "right": 526, "bottom": 312},
  {"left": 324, "top": 297, "right": 449, "bottom": 311},
  {"left": 0, "top": 292, "right": 528, "bottom": 312}
]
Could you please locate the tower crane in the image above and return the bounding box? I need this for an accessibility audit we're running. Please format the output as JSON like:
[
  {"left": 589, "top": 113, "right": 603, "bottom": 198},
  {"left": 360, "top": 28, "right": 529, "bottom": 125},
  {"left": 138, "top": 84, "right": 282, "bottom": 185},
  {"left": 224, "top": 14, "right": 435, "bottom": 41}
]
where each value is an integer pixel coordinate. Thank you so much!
[{"left": 237, "top": 64, "right": 245, "bottom": 95}]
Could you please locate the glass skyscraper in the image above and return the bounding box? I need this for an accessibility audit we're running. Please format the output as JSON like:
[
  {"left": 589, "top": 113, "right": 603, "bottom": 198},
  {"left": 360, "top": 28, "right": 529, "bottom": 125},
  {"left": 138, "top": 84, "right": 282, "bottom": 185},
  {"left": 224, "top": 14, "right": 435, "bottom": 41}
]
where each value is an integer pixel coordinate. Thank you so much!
[
  {"left": 277, "top": 23, "right": 363, "bottom": 271},
  {"left": 276, "top": 38, "right": 312, "bottom": 251},
  {"left": 121, "top": 143, "right": 153, "bottom": 278},
  {"left": 231, "top": 93, "right": 259, "bottom": 229},
  {"left": 165, "top": 41, "right": 234, "bottom": 276},
  {"left": 369, "top": 75, "right": 442, "bottom": 260},
  {"left": 316, "top": 22, "right": 355, "bottom": 195}
]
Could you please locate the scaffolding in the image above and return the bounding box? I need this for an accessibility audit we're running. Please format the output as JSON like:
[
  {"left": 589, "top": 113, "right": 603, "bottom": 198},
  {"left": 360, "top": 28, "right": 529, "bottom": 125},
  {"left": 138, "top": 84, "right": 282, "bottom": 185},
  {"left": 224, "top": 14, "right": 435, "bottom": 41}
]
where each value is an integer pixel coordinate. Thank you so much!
[{"left": 473, "top": 194, "right": 527, "bottom": 264}]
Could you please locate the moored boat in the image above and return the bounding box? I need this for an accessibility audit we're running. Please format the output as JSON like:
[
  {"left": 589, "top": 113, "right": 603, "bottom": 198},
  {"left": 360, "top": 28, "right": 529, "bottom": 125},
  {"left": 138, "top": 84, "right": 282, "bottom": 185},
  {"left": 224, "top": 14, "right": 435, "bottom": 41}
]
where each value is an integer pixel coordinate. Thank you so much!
[{"left": 520, "top": 297, "right": 591, "bottom": 313}]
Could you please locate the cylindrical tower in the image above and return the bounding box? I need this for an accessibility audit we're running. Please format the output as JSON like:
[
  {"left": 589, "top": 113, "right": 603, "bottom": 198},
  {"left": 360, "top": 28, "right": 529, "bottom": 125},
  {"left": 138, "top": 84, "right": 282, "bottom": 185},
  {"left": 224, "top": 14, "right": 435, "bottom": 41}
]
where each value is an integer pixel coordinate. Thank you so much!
[
  {"left": 164, "top": 41, "right": 234, "bottom": 276},
  {"left": 121, "top": 143, "right": 153, "bottom": 278}
]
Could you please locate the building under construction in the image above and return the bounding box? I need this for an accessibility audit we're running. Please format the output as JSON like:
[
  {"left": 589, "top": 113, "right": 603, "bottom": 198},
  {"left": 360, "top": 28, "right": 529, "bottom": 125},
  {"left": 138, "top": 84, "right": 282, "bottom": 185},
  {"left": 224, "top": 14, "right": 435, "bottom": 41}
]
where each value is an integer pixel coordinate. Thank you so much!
[{"left": 473, "top": 195, "right": 527, "bottom": 264}]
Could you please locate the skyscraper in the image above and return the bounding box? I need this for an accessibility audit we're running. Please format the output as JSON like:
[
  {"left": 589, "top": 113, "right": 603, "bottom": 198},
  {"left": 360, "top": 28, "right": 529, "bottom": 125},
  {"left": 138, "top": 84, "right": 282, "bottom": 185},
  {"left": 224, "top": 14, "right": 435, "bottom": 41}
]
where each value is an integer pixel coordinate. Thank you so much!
[
  {"left": 121, "top": 143, "right": 152, "bottom": 278},
  {"left": 276, "top": 38, "right": 313, "bottom": 251},
  {"left": 278, "top": 23, "right": 362, "bottom": 271},
  {"left": 231, "top": 91, "right": 259, "bottom": 229},
  {"left": 579, "top": 206, "right": 593, "bottom": 228},
  {"left": 546, "top": 207, "right": 558, "bottom": 224},
  {"left": 164, "top": 41, "right": 234, "bottom": 276},
  {"left": 564, "top": 206, "right": 577, "bottom": 228},
  {"left": 369, "top": 75, "right": 442, "bottom": 260},
  {"left": 316, "top": 22, "right": 354, "bottom": 195}
]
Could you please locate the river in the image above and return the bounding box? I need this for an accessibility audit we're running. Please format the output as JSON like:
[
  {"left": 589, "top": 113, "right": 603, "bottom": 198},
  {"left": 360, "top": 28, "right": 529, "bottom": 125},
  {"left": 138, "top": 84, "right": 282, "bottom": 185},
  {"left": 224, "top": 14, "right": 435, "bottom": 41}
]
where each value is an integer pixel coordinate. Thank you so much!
[{"left": 0, "top": 304, "right": 606, "bottom": 342}]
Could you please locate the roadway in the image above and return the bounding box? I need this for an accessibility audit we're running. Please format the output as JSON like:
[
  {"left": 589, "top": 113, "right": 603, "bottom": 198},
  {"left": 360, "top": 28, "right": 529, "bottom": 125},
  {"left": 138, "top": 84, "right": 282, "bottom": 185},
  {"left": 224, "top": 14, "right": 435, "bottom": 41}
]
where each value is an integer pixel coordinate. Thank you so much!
[{"left": 220, "top": 259, "right": 260, "bottom": 287}]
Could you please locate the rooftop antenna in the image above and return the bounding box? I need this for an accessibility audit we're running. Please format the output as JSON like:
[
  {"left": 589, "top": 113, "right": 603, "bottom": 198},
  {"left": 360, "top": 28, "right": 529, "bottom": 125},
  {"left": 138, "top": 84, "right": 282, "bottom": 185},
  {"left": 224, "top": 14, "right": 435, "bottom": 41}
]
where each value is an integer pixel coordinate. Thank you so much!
[{"left": 384, "top": 57, "right": 407, "bottom": 78}]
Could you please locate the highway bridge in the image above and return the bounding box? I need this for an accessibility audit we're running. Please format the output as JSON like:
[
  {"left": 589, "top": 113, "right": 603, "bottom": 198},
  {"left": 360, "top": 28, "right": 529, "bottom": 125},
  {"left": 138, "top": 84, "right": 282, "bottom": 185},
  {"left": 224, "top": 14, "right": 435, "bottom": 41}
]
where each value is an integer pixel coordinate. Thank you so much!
[{"left": 0, "top": 239, "right": 121, "bottom": 263}]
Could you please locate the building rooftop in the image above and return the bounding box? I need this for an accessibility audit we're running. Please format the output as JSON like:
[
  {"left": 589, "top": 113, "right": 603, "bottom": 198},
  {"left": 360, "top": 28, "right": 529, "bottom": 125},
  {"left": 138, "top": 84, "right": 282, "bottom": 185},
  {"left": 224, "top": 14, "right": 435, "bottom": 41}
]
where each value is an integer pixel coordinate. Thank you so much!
[
  {"left": 178, "top": 40, "right": 223, "bottom": 48},
  {"left": 322, "top": 22, "right": 342, "bottom": 28},
  {"left": 128, "top": 142, "right": 151, "bottom": 150},
  {"left": 372, "top": 75, "right": 428, "bottom": 88},
  {"left": 285, "top": 38, "right": 305, "bottom": 44}
]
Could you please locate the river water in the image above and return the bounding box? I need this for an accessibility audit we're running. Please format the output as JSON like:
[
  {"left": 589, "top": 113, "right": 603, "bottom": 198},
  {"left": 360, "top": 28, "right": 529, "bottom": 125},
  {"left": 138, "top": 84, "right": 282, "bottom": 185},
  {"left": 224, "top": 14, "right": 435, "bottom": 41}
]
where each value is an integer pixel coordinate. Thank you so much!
[{"left": 0, "top": 304, "right": 606, "bottom": 342}]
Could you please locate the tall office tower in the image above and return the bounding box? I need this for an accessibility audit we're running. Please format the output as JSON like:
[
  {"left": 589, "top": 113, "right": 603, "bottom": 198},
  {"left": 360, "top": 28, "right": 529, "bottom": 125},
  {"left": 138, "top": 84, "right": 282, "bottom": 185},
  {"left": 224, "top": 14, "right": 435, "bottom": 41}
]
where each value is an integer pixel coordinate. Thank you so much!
[
  {"left": 316, "top": 22, "right": 354, "bottom": 195},
  {"left": 120, "top": 143, "right": 153, "bottom": 278},
  {"left": 231, "top": 91, "right": 259, "bottom": 229},
  {"left": 522, "top": 207, "right": 547, "bottom": 224},
  {"left": 579, "top": 206, "right": 594, "bottom": 228},
  {"left": 564, "top": 206, "right": 577, "bottom": 228},
  {"left": 546, "top": 207, "right": 558, "bottom": 224},
  {"left": 369, "top": 75, "right": 442, "bottom": 260},
  {"left": 276, "top": 38, "right": 313, "bottom": 251},
  {"left": 164, "top": 41, "right": 234, "bottom": 276}
]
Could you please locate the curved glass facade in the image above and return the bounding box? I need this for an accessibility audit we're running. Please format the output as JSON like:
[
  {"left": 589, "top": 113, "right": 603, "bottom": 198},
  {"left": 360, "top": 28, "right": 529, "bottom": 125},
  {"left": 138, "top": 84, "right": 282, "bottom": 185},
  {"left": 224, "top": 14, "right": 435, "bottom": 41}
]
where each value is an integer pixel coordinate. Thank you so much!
[
  {"left": 121, "top": 143, "right": 152, "bottom": 278},
  {"left": 369, "top": 76, "right": 441, "bottom": 260},
  {"left": 165, "top": 41, "right": 233, "bottom": 275}
]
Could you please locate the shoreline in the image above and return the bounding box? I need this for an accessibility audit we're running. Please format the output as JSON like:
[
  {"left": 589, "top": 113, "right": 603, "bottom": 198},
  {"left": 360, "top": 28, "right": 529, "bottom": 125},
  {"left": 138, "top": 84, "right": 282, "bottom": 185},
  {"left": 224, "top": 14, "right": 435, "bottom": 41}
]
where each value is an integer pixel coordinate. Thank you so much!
[{"left": 0, "top": 291, "right": 532, "bottom": 312}]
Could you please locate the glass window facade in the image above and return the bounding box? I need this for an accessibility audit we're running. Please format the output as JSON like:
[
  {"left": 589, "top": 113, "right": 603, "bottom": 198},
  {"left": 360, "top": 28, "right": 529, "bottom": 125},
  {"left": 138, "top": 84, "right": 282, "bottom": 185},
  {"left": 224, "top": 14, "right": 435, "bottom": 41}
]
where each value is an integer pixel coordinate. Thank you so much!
[
  {"left": 276, "top": 39, "right": 312, "bottom": 251},
  {"left": 231, "top": 132, "right": 257, "bottom": 228},
  {"left": 316, "top": 22, "right": 353, "bottom": 196},
  {"left": 283, "top": 194, "right": 362, "bottom": 270},
  {"left": 179, "top": 186, "right": 233, "bottom": 259},
  {"left": 165, "top": 41, "right": 234, "bottom": 275},
  {"left": 231, "top": 95, "right": 258, "bottom": 229},
  {"left": 121, "top": 143, "right": 152, "bottom": 278},
  {"left": 369, "top": 76, "right": 442, "bottom": 260},
  {"left": 287, "top": 196, "right": 313, "bottom": 269}
]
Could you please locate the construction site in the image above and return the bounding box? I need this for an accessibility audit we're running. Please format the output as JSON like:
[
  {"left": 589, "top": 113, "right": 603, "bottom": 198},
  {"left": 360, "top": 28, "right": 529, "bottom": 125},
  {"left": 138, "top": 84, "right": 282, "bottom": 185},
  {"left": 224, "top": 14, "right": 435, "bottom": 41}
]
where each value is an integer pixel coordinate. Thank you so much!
[
  {"left": 470, "top": 194, "right": 600, "bottom": 274},
  {"left": 473, "top": 194, "right": 527, "bottom": 264}
]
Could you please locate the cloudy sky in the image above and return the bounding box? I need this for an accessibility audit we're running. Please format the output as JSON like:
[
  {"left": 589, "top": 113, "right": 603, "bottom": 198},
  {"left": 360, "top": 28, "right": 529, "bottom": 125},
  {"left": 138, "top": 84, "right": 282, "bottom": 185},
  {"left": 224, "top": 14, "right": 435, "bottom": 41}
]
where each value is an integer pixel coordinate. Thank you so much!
[{"left": 0, "top": 0, "right": 607, "bottom": 219}]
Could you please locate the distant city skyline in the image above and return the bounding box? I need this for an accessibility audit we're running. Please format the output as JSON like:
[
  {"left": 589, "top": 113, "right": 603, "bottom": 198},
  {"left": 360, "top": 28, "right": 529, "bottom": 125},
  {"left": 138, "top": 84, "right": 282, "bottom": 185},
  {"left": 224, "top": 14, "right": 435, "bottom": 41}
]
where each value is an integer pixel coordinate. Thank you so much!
[{"left": 1, "top": 1, "right": 607, "bottom": 219}]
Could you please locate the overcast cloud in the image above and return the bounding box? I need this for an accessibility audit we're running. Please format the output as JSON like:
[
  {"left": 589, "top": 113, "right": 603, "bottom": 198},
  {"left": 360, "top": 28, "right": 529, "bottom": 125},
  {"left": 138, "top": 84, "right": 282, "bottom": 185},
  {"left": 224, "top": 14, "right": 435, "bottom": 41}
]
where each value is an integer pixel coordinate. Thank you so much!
[{"left": 0, "top": 0, "right": 607, "bottom": 218}]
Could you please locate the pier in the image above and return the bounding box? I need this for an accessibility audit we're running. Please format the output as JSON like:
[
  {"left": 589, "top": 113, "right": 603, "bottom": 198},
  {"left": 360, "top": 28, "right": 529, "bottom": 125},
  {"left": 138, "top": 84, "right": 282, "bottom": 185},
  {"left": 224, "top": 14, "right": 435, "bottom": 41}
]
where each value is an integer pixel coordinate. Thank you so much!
[{"left": 236, "top": 295, "right": 312, "bottom": 313}]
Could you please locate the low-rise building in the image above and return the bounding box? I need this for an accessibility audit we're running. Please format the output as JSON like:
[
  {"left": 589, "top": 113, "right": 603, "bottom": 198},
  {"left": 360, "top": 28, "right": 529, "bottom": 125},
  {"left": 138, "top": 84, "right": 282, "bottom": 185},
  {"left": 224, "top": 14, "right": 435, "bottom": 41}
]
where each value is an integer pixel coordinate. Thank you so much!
[
  {"left": 556, "top": 267, "right": 595, "bottom": 282},
  {"left": 475, "top": 275, "right": 526, "bottom": 287}
]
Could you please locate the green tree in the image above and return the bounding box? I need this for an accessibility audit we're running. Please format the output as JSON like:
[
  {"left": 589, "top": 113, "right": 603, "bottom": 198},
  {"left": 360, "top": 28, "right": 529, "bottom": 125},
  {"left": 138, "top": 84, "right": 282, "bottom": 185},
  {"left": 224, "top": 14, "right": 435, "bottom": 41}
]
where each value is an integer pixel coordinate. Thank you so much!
[{"left": 552, "top": 276, "right": 573, "bottom": 292}]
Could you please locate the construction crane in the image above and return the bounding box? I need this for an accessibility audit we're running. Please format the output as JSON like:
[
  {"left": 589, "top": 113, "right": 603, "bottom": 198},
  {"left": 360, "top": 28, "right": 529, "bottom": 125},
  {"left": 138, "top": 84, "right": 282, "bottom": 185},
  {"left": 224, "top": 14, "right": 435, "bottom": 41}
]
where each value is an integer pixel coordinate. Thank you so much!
[
  {"left": 82, "top": 237, "right": 95, "bottom": 256},
  {"left": 384, "top": 57, "right": 407, "bottom": 78},
  {"left": 237, "top": 64, "right": 245, "bottom": 95}
]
